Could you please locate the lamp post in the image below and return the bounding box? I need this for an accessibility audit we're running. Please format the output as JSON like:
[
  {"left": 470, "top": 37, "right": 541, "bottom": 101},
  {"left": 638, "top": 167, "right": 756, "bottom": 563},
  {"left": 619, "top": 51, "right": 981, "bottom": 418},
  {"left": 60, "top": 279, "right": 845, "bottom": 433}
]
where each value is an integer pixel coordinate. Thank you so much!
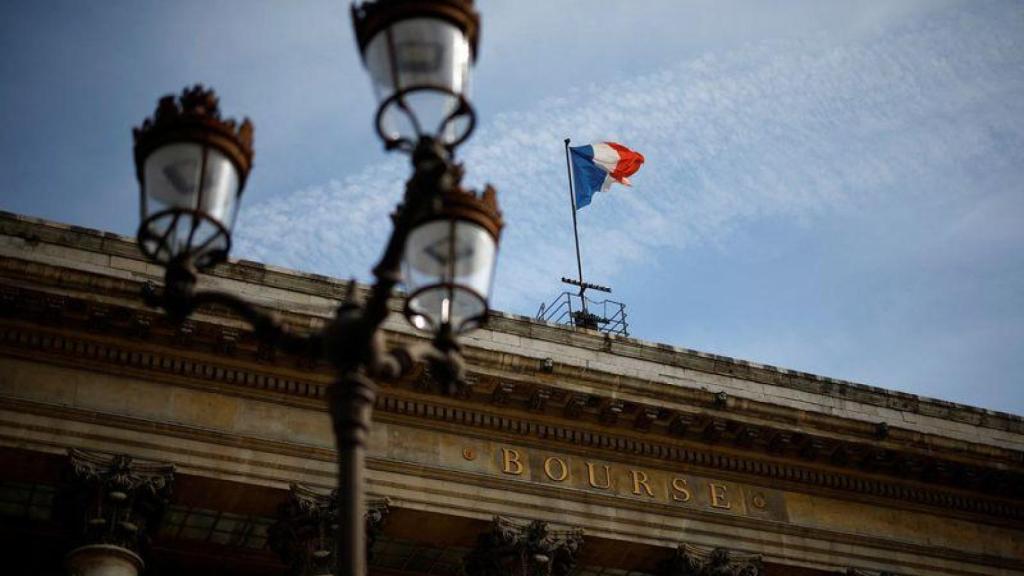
[{"left": 131, "top": 2, "right": 498, "bottom": 574}]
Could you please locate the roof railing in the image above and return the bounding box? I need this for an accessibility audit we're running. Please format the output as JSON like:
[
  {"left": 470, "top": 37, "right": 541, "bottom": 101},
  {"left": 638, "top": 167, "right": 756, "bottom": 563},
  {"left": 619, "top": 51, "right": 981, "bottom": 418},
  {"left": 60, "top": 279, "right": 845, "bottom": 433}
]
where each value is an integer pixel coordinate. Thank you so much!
[{"left": 536, "top": 291, "right": 629, "bottom": 337}]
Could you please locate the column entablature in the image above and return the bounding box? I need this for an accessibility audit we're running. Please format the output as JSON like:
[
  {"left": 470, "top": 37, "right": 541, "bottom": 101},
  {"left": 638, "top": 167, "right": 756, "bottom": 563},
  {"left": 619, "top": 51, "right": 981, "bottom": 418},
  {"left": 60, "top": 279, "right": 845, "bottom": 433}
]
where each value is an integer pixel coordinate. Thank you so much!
[
  {"left": 0, "top": 292, "right": 1020, "bottom": 527},
  {"left": 2, "top": 213, "right": 1024, "bottom": 576}
]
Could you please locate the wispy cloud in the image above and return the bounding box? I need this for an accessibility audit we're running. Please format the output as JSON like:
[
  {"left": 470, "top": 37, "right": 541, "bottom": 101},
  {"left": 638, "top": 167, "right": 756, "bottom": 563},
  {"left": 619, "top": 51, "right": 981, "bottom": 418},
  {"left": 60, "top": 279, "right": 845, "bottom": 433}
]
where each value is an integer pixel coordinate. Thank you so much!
[
  {"left": 234, "top": 2, "right": 1024, "bottom": 316},
  {"left": 234, "top": 159, "right": 406, "bottom": 281}
]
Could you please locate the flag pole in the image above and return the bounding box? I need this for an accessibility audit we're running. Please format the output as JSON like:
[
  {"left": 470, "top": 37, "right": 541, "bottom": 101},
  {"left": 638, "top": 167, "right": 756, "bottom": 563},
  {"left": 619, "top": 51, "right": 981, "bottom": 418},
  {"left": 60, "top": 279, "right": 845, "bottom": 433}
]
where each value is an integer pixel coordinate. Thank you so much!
[{"left": 564, "top": 138, "right": 589, "bottom": 318}]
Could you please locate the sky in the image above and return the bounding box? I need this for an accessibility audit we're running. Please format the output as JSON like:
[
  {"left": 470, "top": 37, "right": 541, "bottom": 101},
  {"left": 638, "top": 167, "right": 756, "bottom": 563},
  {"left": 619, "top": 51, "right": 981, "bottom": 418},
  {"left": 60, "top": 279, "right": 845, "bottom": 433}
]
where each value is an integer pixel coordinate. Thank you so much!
[{"left": 1, "top": 1, "right": 1022, "bottom": 414}]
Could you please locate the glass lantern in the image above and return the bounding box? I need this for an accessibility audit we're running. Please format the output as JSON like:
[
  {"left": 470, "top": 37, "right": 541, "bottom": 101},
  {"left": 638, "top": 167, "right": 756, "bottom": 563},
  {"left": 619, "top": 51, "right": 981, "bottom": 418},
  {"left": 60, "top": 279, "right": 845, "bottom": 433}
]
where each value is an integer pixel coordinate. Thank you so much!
[
  {"left": 133, "top": 85, "right": 253, "bottom": 270},
  {"left": 352, "top": 0, "right": 479, "bottom": 150},
  {"left": 403, "top": 184, "right": 502, "bottom": 335}
]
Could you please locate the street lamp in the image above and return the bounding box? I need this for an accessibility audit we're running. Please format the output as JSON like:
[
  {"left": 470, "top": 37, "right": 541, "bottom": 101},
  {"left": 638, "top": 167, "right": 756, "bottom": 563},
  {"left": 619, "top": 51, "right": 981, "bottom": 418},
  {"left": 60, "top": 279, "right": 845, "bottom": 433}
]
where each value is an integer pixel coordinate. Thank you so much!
[
  {"left": 134, "top": 88, "right": 253, "bottom": 272},
  {"left": 402, "top": 171, "right": 501, "bottom": 338},
  {"left": 131, "top": 1, "right": 499, "bottom": 574},
  {"left": 351, "top": 0, "right": 479, "bottom": 151}
]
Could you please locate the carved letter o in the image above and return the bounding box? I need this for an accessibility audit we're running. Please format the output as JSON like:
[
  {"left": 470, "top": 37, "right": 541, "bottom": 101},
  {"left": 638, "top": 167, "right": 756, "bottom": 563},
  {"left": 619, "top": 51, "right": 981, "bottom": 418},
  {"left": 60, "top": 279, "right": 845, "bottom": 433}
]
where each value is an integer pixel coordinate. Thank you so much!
[{"left": 543, "top": 457, "right": 569, "bottom": 482}]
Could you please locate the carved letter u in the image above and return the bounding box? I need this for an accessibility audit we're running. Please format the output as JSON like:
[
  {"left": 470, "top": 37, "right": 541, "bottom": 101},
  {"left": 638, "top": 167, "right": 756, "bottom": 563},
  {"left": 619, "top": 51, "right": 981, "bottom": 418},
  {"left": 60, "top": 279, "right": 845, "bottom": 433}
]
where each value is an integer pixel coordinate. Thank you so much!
[{"left": 586, "top": 462, "right": 612, "bottom": 489}]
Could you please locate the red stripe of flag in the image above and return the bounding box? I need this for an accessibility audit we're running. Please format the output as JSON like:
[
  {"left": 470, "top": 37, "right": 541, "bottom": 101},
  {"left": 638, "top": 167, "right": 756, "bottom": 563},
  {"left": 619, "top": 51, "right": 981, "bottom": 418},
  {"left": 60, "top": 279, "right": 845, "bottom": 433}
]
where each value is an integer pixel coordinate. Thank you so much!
[{"left": 606, "top": 142, "right": 645, "bottom": 184}]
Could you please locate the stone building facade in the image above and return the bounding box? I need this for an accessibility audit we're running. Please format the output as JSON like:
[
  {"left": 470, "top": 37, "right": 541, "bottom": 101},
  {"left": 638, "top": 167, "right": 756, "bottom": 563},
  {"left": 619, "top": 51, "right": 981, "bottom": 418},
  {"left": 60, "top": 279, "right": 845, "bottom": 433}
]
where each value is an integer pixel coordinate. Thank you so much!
[{"left": 0, "top": 210, "right": 1021, "bottom": 575}]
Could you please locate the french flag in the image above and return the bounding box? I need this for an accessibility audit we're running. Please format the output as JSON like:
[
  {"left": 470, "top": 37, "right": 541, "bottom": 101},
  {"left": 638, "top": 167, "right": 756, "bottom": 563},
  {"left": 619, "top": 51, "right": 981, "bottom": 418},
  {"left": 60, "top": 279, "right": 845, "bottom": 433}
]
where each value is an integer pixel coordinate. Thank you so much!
[{"left": 569, "top": 142, "right": 645, "bottom": 209}]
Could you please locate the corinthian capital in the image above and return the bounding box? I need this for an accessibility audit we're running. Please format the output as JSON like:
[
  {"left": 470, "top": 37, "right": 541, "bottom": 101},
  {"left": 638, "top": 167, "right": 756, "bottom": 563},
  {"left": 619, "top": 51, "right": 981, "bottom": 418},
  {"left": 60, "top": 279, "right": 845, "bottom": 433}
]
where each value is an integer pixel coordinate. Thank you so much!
[
  {"left": 66, "top": 448, "right": 175, "bottom": 554},
  {"left": 464, "top": 516, "right": 584, "bottom": 576},
  {"left": 269, "top": 483, "right": 390, "bottom": 576},
  {"left": 660, "top": 543, "right": 762, "bottom": 576}
]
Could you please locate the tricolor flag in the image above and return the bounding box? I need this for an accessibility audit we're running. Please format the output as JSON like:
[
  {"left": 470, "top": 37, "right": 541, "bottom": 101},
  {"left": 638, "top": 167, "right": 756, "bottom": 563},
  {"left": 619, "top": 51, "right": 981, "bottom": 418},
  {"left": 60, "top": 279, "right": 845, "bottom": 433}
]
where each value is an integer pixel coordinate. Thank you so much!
[{"left": 569, "top": 142, "right": 645, "bottom": 209}]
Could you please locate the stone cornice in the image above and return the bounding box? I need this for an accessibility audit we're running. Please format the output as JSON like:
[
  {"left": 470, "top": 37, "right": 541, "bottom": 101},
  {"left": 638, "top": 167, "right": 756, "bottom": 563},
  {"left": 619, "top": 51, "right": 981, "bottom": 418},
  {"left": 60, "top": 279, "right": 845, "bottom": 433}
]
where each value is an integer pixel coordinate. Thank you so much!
[
  {"left": 459, "top": 352, "right": 1022, "bottom": 472},
  {"left": 1, "top": 314, "right": 1022, "bottom": 528},
  {"left": 1, "top": 245, "right": 1021, "bottom": 463},
  {"left": 0, "top": 210, "right": 355, "bottom": 303},
  {"left": 0, "top": 265, "right": 1021, "bottom": 480},
  {"left": 2, "top": 210, "right": 1021, "bottom": 438}
]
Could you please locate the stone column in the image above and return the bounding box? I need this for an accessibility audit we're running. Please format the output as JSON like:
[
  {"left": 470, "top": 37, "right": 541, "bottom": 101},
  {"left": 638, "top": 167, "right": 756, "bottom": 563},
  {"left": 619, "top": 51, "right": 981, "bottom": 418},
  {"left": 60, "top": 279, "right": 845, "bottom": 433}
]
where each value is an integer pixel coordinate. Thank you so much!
[
  {"left": 269, "top": 483, "right": 390, "bottom": 576},
  {"left": 463, "top": 516, "right": 584, "bottom": 576},
  {"left": 65, "top": 449, "right": 175, "bottom": 576},
  {"left": 659, "top": 543, "right": 762, "bottom": 576}
]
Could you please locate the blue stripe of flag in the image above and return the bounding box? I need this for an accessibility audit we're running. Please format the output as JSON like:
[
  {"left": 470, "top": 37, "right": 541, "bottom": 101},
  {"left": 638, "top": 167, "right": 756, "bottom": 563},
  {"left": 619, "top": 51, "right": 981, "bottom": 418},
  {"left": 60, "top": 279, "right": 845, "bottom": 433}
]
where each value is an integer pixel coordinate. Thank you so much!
[{"left": 569, "top": 145, "right": 607, "bottom": 210}]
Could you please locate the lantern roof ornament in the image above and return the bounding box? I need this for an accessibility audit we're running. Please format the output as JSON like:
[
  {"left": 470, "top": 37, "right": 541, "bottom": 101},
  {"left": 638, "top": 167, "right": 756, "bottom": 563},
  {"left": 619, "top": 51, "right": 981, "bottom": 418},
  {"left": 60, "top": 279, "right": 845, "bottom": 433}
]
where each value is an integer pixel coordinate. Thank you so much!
[
  {"left": 351, "top": 0, "right": 480, "bottom": 58},
  {"left": 413, "top": 163, "right": 503, "bottom": 238},
  {"left": 132, "top": 84, "right": 254, "bottom": 186},
  {"left": 442, "top": 183, "right": 502, "bottom": 238}
]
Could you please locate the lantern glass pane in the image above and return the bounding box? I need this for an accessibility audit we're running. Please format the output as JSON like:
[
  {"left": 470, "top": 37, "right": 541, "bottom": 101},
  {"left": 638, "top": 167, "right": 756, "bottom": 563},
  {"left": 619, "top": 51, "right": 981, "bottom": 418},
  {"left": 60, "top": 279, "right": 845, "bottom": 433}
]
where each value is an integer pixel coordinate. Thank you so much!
[
  {"left": 365, "top": 18, "right": 470, "bottom": 99},
  {"left": 143, "top": 142, "right": 204, "bottom": 213},
  {"left": 199, "top": 147, "right": 241, "bottom": 224},
  {"left": 407, "top": 285, "right": 482, "bottom": 333},
  {"left": 403, "top": 219, "right": 496, "bottom": 333},
  {"left": 378, "top": 90, "right": 461, "bottom": 145},
  {"left": 140, "top": 143, "right": 241, "bottom": 266},
  {"left": 143, "top": 144, "right": 240, "bottom": 225},
  {"left": 364, "top": 18, "right": 471, "bottom": 143}
]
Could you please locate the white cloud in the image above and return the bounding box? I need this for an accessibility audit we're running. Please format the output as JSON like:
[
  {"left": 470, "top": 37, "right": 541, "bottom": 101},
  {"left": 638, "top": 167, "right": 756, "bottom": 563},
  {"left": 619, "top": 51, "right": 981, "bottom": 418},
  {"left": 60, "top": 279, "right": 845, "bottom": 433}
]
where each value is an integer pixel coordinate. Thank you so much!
[{"left": 234, "top": 158, "right": 407, "bottom": 279}]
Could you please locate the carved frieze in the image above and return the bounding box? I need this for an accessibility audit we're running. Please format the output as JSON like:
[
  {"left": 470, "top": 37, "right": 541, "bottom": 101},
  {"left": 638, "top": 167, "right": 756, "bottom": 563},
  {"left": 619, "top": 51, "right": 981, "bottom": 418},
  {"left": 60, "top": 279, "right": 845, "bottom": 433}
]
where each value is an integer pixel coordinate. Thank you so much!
[
  {"left": 660, "top": 543, "right": 762, "bottom": 576},
  {"left": 634, "top": 407, "right": 660, "bottom": 431},
  {"left": 600, "top": 400, "right": 624, "bottom": 425},
  {"left": 732, "top": 425, "right": 760, "bottom": 448},
  {"left": 492, "top": 381, "right": 516, "bottom": 405},
  {"left": 563, "top": 394, "right": 587, "bottom": 419},
  {"left": 529, "top": 388, "right": 552, "bottom": 412},
  {"left": 269, "top": 483, "right": 389, "bottom": 576},
  {"left": 702, "top": 419, "right": 728, "bottom": 443},
  {"left": 669, "top": 413, "right": 696, "bottom": 436},
  {"left": 64, "top": 448, "right": 175, "bottom": 555},
  {"left": 464, "top": 516, "right": 584, "bottom": 576},
  {"left": 416, "top": 365, "right": 474, "bottom": 398}
]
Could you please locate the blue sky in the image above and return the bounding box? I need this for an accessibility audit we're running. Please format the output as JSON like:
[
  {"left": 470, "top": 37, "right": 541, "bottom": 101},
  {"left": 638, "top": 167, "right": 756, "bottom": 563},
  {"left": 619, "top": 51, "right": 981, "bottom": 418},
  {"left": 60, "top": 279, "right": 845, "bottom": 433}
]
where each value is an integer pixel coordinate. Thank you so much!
[{"left": 1, "top": 1, "right": 1022, "bottom": 414}]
